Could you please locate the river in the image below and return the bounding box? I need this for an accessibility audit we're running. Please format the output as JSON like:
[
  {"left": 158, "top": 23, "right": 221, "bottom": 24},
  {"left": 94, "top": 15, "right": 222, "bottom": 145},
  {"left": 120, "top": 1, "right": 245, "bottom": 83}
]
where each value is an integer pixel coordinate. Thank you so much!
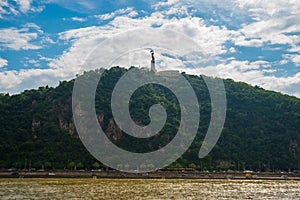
[{"left": 0, "top": 178, "right": 299, "bottom": 199}]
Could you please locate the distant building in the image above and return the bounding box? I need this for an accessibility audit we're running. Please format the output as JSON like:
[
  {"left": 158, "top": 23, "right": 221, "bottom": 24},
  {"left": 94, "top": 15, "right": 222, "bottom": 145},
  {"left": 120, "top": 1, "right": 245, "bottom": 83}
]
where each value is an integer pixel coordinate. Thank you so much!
[{"left": 156, "top": 70, "right": 180, "bottom": 76}]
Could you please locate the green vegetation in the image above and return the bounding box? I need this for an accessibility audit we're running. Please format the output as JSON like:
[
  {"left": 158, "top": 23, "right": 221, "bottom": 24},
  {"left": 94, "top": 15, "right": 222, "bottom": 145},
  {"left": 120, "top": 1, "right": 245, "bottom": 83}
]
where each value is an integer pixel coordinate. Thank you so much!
[{"left": 0, "top": 67, "right": 299, "bottom": 171}]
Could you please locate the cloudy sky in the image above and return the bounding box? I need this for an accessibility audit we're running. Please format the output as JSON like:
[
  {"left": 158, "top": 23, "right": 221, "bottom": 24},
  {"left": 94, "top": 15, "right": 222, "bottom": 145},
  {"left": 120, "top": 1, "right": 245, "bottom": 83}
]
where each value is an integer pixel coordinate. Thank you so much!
[{"left": 0, "top": 0, "right": 299, "bottom": 97}]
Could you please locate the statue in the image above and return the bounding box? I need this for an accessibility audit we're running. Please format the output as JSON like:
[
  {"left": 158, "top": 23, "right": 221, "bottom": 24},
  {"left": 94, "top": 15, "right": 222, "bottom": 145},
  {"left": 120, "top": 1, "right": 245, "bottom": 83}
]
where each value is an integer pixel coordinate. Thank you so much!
[
  {"left": 150, "top": 50, "right": 155, "bottom": 63},
  {"left": 150, "top": 50, "right": 156, "bottom": 72}
]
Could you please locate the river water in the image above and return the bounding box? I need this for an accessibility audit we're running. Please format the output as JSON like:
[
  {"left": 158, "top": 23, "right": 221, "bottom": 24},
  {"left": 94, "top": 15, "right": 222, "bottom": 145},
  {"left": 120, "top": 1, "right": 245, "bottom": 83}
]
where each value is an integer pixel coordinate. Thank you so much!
[{"left": 0, "top": 178, "right": 299, "bottom": 199}]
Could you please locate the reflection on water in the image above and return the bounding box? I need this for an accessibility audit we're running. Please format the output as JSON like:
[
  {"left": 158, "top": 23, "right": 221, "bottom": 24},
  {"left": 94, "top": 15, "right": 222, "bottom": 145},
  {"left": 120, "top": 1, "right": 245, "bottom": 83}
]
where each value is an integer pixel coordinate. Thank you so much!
[{"left": 0, "top": 178, "right": 299, "bottom": 199}]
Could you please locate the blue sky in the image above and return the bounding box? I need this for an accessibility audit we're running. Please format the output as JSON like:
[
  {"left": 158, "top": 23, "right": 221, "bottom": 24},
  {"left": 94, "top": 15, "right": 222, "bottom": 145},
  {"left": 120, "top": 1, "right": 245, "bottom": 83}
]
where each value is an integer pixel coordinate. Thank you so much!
[{"left": 0, "top": 0, "right": 299, "bottom": 97}]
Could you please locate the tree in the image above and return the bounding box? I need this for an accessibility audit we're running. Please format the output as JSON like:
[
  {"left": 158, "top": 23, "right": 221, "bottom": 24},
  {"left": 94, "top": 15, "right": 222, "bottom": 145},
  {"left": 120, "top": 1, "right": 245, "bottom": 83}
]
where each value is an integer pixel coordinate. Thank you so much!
[
  {"left": 68, "top": 161, "right": 76, "bottom": 170},
  {"left": 92, "top": 162, "right": 100, "bottom": 170},
  {"left": 77, "top": 162, "right": 84, "bottom": 169},
  {"left": 188, "top": 163, "right": 196, "bottom": 169}
]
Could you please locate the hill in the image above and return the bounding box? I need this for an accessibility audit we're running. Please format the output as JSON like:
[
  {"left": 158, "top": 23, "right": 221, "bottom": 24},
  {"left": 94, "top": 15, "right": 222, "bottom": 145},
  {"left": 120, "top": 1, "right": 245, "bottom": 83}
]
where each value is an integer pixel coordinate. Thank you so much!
[{"left": 0, "top": 67, "right": 300, "bottom": 171}]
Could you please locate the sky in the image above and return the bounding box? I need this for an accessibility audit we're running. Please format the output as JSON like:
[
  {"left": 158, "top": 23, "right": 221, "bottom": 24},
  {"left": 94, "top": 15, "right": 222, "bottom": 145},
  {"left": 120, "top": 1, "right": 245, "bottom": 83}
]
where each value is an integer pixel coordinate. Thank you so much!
[{"left": 0, "top": 0, "right": 299, "bottom": 97}]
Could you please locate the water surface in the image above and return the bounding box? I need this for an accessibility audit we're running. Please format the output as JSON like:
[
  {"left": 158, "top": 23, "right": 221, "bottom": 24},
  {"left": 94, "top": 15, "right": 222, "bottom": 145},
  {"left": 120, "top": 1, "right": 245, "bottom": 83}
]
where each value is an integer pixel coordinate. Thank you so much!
[{"left": 0, "top": 178, "right": 299, "bottom": 199}]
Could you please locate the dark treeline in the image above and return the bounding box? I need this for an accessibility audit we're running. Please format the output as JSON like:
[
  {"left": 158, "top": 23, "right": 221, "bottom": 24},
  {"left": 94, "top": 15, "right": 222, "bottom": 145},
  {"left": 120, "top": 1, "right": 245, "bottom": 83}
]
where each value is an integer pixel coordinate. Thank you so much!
[{"left": 0, "top": 67, "right": 300, "bottom": 172}]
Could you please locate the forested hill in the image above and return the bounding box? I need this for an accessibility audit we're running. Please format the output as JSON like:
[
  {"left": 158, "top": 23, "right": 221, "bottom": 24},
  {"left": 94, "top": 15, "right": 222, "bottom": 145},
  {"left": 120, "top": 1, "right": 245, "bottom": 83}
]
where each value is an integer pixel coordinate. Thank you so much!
[{"left": 1, "top": 67, "right": 300, "bottom": 171}]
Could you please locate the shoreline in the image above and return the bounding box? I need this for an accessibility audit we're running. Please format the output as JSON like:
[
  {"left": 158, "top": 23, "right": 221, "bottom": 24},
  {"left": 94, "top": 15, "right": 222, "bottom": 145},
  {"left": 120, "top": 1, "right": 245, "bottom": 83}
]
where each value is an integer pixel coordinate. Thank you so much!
[{"left": 1, "top": 171, "right": 300, "bottom": 180}]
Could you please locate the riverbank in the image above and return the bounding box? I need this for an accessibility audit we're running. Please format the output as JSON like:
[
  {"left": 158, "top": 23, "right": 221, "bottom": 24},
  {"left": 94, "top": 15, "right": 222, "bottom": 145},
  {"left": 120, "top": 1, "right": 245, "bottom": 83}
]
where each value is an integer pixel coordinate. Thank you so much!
[{"left": 1, "top": 170, "right": 300, "bottom": 180}]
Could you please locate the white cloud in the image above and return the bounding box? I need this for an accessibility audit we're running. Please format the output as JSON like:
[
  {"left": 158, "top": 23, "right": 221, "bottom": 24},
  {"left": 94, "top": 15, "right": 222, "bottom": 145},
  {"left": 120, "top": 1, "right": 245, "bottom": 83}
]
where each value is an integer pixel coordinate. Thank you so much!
[
  {"left": 279, "top": 59, "right": 289, "bottom": 65},
  {"left": 52, "top": 11, "right": 233, "bottom": 74},
  {"left": 160, "top": 0, "right": 300, "bottom": 52},
  {"left": 0, "top": 71, "right": 22, "bottom": 90},
  {"left": 71, "top": 17, "right": 86, "bottom": 22},
  {"left": 0, "top": 0, "right": 18, "bottom": 18},
  {"left": 0, "top": 69, "right": 55, "bottom": 93},
  {"left": 16, "top": 0, "right": 32, "bottom": 13},
  {"left": 0, "top": 57, "right": 8, "bottom": 68},
  {"left": 95, "top": 7, "right": 138, "bottom": 21},
  {"left": 24, "top": 58, "right": 40, "bottom": 67},
  {"left": 234, "top": 17, "right": 300, "bottom": 47},
  {"left": 228, "top": 47, "right": 236, "bottom": 53},
  {"left": 165, "top": 6, "right": 189, "bottom": 16},
  {"left": 0, "top": 27, "right": 40, "bottom": 50},
  {"left": 184, "top": 59, "right": 300, "bottom": 97},
  {"left": 104, "top": 13, "right": 234, "bottom": 55},
  {"left": 236, "top": 0, "right": 300, "bottom": 19},
  {"left": 0, "top": 24, "right": 53, "bottom": 50},
  {"left": 96, "top": 13, "right": 115, "bottom": 21},
  {"left": 288, "top": 46, "right": 300, "bottom": 53},
  {"left": 48, "top": 0, "right": 97, "bottom": 11},
  {"left": 58, "top": 26, "right": 106, "bottom": 41},
  {"left": 155, "top": 0, "right": 180, "bottom": 7},
  {"left": 283, "top": 54, "right": 300, "bottom": 66},
  {"left": 232, "top": 0, "right": 300, "bottom": 48},
  {"left": 162, "top": 18, "right": 233, "bottom": 55},
  {"left": 291, "top": 55, "right": 300, "bottom": 65},
  {"left": 0, "top": 0, "right": 43, "bottom": 18}
]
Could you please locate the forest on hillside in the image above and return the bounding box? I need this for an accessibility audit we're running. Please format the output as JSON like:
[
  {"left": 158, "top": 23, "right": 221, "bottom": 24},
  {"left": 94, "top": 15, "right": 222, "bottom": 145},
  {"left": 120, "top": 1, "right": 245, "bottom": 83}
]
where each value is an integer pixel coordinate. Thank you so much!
[{"left": 0, "top": 67, "right": 300, "bottom": 171}]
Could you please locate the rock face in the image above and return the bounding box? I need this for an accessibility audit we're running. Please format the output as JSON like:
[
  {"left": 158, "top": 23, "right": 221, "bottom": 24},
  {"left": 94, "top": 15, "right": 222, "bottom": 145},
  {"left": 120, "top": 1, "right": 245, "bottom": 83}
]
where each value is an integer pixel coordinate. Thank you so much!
[
  {"left": 97, "top": 113, "right": 104, "bottom": 125},
  {"left": 31, "top": 119, "right": 40, "bottom": 139},
  {"left": 105, "top": 118, "right": 122, "bottom": 141},
  {"left": 58, "top": 117, "right": 75, "bottom": 135},
  {"left": 290, "top": 132, "right": 300, "bottom": 157}
]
